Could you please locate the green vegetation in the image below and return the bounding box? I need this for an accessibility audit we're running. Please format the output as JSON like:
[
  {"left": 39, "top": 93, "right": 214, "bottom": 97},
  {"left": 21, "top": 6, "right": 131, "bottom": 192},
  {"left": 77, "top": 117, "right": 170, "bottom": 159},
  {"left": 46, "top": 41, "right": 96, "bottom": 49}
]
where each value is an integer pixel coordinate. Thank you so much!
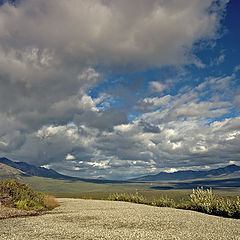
[
  {"left": 1, "top": 178, "right": 239, "bottom": 219},
  {"left": 108, "top": 187, "right": 240, "bottom": 219},
  {"left": 180, "top": 187, "right": 240, "bottom": 218},
  {"left": 0, "top": 179, "right": 59, "bottom": 211},
  {"left": 108, "top": 192, "right": 177, "bottom": 208},
  {"left": 108, "top": 192, "right": 148, "bottom": 204},
  {"left": 2, "top": 169, "right": 240, "bottom": 196},
  {"left": 47, "top": 189, "right": 192, "bottom": 204},
  {"left": 20, "top": 176, "right": 140, "bottom": 192}
]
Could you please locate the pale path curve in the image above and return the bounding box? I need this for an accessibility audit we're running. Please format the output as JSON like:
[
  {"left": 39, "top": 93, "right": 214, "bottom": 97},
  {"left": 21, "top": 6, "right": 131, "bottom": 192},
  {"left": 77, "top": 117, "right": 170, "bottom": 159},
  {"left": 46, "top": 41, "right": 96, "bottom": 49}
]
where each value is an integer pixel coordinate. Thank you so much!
[{"left": 0, "top": 198, "right": 240, "bottom": 240}]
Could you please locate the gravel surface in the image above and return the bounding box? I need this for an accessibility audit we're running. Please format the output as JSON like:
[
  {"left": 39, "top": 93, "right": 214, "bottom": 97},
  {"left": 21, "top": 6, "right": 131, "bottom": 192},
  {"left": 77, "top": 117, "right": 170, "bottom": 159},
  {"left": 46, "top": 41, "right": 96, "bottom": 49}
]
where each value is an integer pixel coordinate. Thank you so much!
[{"left": 0, "top": 198, "right": 240, "bottom": 240}]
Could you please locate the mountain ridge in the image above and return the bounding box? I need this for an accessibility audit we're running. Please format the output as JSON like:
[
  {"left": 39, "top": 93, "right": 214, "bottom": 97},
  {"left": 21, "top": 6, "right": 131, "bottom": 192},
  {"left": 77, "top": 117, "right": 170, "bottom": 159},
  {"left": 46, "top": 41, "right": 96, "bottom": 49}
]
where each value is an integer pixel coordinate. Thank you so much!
[
  {"left": 0, "top": 157, "right": 76, "bottom": 180},
  {"left": 1, "top": 157, "right": 240, "bottom": 183},
  {"left": 0, "top": 157, "right": 127, "bottom": 183},
  {"left": 131, "top": 164, "right": 240, "bottom": 181}
]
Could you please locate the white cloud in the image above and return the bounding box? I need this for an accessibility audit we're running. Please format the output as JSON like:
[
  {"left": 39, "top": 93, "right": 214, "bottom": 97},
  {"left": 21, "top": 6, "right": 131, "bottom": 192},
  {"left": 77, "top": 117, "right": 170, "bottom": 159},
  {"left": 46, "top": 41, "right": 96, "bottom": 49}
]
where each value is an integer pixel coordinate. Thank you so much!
[
  {"left": 41, "top": 164, "right": 52, "bottom": 169},
  {"left": 209, "top": 75, "right": 233, "bottom": 90},
  {"left": 0, "top": 0, "right": 229, "bottom": 134},
  {"left": 73, "top": 167, "right": 80, "bottom": 171},
  {"left": 149, "top": 81, "right": 166, "bottom": 93},
  {"left": 86, "top": 161, "right": 110, "bottom": 169},
  {"left": 0, "top": 0, "right": 228, "bottom": 68},
  {"left": 10, "top": 112, "right": 240, "bottom": 179},
  {"left": 65, "top": 154, "right": 76, "bottom": 161},
  {"left": 164, "top": 168, "right": 178, "bottom": 173},
  {"left": 211, "top": 53, "right": 225, "bottom": 66},
  {"left": 114, "top": 124, "right": 134, "bottom": 133},
  {"left": 234, "top": 65, "right": 240, "bottom": 73},
  {"left": 136, "top": 95, "right": 171, "bottom": 112}
]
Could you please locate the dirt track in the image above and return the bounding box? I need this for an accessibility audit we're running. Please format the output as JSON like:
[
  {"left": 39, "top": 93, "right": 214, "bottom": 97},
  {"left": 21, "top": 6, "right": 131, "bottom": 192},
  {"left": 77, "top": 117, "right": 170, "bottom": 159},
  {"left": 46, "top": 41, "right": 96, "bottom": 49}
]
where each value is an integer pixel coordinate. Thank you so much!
[{"left": 0, "top": 198, "right": 240, "bottom": 239}]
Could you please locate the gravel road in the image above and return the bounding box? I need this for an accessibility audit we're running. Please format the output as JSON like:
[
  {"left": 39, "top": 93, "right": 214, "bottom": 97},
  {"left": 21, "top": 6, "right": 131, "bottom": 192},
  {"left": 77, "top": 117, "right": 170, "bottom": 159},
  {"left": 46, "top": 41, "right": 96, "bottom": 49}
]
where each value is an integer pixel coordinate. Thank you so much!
[{"left": 0, "top": 198, "right": 240, "bottom": 240}]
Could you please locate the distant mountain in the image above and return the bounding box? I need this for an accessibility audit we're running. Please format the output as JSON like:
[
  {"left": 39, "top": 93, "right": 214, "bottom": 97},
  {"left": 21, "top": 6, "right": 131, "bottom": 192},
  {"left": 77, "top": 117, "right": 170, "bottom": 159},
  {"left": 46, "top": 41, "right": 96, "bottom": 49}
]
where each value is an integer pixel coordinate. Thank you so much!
[
  {"left": 0, "top": 157, "right": 78, "bottom": 180},
  {"left": 0, "top": 157, "right": 127, "bottom": 184},
  {"left": 3, "top": 156, "right": 239, "bottom": 186},
  {"left": 131, "top": 164, "right": 240, "bottom": 181}
]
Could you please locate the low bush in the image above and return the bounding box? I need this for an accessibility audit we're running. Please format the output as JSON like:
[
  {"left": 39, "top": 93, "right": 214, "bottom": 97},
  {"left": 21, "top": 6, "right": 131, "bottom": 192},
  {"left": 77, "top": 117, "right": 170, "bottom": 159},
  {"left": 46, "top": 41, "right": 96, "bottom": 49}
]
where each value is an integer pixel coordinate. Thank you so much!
[
  {"left": 108, "top": 187, "right": 240, "bottom": 219},
  {"left": 180, "top": 187, "right": 240, "bottom": 218},
  {"left": 0, "top": 179, "right": 59, "bottom": 211},
  {"left": 152, "top": 197, "right": 176, "bottom": 208},
  {"left": 108, "top": 192, "right": 175, "bottom": 207},
  {"left": 108, "top": 192, "right": 148, "bottom": 204}
]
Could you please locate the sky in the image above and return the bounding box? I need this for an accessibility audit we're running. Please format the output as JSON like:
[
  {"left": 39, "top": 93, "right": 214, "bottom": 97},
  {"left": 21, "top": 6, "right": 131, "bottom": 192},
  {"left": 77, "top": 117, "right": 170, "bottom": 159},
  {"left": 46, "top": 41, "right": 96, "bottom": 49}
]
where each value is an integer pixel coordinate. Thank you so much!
[{"left": 0, "top": 0, "right": 239, "bottom": 180}]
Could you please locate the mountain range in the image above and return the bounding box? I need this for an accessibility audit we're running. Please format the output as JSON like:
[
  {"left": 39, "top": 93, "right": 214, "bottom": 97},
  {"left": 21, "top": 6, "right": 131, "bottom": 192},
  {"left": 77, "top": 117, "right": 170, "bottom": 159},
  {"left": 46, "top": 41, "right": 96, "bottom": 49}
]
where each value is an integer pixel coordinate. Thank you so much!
[
  {"left": 0, "top": 157, "right": 76, "bottom": 180},
  {"left": 1, "top": 157, "right": 240, "bottom": 190},
  {"left": 0, "top": 157, "right": 125, "bottom": 183},
  {"left": 132, "top": 164, "right": 240, "bottom": 181},
  {"left": 1, "top": 157, "right": 240, "bottom": 182}
]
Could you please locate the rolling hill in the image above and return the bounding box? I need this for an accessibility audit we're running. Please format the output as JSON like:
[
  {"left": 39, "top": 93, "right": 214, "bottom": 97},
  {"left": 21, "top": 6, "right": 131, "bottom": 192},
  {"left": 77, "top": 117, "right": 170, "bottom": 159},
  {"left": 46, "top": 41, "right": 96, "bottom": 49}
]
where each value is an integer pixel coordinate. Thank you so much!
[{"left": 0, "top": 163, "right": 24, "bottom": 179}]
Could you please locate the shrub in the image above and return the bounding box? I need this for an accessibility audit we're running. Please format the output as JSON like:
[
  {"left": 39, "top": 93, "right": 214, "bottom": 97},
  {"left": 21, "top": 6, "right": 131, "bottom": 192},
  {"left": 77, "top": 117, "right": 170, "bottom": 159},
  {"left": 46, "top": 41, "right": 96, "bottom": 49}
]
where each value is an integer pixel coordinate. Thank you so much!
[
  {"left": 187, "top": 187, "right": 215, "bottom": 213},
  {"left": 108, "top": 192, "right": 175, "bottom": 207},
  {"left": 108, "top": 192, "right": 149, "bottom": 204},
  {"left": 179, "top": 187, "right": 240, "bottom": 218},
  {"left": 0, "top": 179, "right": 59, "bottom": 211},
  {"left": 152, "top": 197, "right": 176, "bottom": 208}
]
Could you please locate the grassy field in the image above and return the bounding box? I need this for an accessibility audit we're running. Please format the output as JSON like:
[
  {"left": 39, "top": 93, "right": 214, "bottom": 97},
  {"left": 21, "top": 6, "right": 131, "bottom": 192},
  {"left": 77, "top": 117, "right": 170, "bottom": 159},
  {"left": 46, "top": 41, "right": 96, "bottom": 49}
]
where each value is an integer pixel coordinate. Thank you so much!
[
  {"left": 14, "top": 176, "right": 240, "bottom": 201},
  {"left": 21, "top": 176, "right": 157, "bottom": 192},
  {"left": 46, "top": 189, "right": 191, "bottom": 203},
  {"left": 1, "top": 174, "right": 240, "bottom": 204},
  {"left": 48, "top": 189, "right": 240, "bottom": 203}
]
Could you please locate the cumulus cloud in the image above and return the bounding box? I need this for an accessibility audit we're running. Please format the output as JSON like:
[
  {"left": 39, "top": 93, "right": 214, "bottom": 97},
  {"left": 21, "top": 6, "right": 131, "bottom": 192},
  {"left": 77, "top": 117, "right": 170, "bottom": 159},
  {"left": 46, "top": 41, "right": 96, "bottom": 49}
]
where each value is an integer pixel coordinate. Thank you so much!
[
  {"left": 11, "top": 74, "right": 240, "bottom": 179},
  {"left": 0, "top": 0, "right": 237, "bottom": 179},
  {"left": 0, "top": 0, "right": 228, "bottom": 67},
  {"left": 0, "top": 0, "right": 229, "bottom": 130},
  {"left": 65, "top": 154, "right": 76, "bottom": 161}
]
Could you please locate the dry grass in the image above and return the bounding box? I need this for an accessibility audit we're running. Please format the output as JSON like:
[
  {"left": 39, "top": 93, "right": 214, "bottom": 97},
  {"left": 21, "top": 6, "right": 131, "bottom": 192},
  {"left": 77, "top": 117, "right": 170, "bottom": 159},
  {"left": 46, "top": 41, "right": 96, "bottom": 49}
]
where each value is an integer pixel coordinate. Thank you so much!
[{"left": 44, "top": 194, "right": 60, "bottom": 210}]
